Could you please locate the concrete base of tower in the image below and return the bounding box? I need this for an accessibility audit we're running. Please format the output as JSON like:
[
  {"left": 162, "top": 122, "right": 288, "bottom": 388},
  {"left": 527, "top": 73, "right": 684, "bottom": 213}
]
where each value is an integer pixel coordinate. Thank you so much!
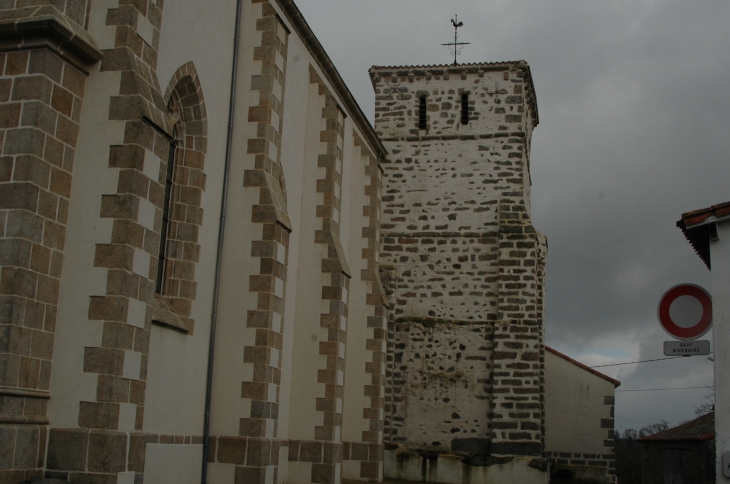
[{"left": 384, "top": 450, "right": 549, "bottom": 484}]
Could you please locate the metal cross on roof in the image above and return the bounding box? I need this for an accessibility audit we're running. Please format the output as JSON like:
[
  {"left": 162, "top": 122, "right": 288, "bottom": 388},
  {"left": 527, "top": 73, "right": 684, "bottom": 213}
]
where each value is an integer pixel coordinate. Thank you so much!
[
  {"left": 384, "top": 79, "right": 409, "bottom": 99},
  {"left": 442, "top": 15, "right": 470, "bottom": 66},
  {"left": 483, "top": 82, "right": 509, "bottom": 103}
]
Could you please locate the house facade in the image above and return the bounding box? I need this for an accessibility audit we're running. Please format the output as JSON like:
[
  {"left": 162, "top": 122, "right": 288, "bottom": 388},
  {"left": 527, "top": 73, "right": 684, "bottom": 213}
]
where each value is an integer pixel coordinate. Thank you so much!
[
  {"left": 678, "top": 202, "right": 730, "bottom": 484},
  {"left": 544, "top": 346, "right": 619, "bottom": 483},
  {"left": 638, "top": 412, "right": 715, "bottom": 484}
]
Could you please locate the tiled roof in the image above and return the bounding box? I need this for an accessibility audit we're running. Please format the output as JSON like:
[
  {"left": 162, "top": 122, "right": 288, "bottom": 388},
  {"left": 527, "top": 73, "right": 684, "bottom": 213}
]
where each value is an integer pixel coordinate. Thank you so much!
[
  {"left": 638, "top": 412, "right": 714, "bottom": 442},
  {"left": 545, "top": 346, "right": 621, "bottom": 387},
  {"left": 677, "top": 201, "right": 730, "bottom": 270},
  {"left": 370, "top": 61, "right": 526, "bottom": 70}
]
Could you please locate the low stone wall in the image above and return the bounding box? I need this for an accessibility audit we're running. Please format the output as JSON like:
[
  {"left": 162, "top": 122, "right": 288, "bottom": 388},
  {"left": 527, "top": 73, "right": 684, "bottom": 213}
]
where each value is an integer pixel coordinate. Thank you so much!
[
  {"left": 546, "top": 450, "right": 616, "bottom": 483},
  {"left": 384, "top": 449, "right": 548, "bottom": 484}
]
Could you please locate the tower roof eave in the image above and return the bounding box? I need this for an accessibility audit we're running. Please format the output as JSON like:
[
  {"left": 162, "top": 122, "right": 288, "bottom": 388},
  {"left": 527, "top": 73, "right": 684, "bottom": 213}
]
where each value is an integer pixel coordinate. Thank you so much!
[{"left": 369, "top": 61, "right": 539, "bottom": 127}]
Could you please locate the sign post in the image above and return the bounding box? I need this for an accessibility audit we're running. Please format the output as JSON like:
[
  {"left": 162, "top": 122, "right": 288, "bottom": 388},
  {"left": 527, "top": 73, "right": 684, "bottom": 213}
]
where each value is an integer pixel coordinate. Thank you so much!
[{"left": 657, "top": 284, "right": 712, "bottom": 356}]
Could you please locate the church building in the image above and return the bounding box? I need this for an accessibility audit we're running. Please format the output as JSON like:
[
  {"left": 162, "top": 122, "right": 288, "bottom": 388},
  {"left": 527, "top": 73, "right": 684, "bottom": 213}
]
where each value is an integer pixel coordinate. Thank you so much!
[{"left": 0, "top": 1, "right": 615, "bottom": 483}]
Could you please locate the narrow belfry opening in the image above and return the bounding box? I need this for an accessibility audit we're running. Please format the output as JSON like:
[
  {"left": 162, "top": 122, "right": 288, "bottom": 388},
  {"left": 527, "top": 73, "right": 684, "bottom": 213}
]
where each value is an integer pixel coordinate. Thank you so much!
[
  {"left": 419, "top": 95, "right": 427, "bottom": 130},
  {"left": 156, "top": 140, "right": 176, "bottom": 294},
  {"left": 461, "top": 92, "right": 469, "bottom": 125}
]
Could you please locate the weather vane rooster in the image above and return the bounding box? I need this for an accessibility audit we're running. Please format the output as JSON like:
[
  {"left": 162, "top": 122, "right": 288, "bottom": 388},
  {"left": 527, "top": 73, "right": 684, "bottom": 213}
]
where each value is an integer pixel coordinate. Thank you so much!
[{"left": 442, "top": 15, "right": 470, "bottom": 66}]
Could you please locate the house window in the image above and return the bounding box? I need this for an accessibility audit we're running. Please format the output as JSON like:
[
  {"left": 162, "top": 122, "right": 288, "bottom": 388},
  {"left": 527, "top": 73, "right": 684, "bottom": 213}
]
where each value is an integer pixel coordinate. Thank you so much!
[
  {"left": 418, "top": 96, "right": 427, "bottom": 130},
  {"left": 663, "top": 449, "right": 683, "bottom": 484},
  {"left": 156, "top": 139, "right": 177, "bottom": 294},
  {"left": 461, "top": 93, "right": 469, "bottom": 125}
]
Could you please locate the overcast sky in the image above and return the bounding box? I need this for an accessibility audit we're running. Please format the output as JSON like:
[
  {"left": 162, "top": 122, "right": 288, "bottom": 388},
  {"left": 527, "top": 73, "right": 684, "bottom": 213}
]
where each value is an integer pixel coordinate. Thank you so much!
[{"left": 294, "top": 0, "right": 730, "bottom": 429}]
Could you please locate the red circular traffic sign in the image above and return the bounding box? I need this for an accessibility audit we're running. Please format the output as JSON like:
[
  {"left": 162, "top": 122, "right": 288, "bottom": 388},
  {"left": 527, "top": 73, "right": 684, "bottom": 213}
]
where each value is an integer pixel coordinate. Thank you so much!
[{"left": 657, "top": 284, "right": 712, "bottom": 340}]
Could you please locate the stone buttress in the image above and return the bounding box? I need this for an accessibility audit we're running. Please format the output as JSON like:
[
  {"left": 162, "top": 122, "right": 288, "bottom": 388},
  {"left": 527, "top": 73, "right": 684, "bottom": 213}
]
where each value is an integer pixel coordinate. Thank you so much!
[
  {"left": 0, "top": 2, "right": 100, "bottom": 482},
  {"left": 371, "top": 62, "right": 549, "bottom": 484}
]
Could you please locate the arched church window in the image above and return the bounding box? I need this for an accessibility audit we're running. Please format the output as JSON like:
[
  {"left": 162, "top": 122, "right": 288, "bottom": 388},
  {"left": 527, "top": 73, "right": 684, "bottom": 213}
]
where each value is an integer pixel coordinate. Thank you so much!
[{"left": 150, "top": 63, "right": 208, "bottom": 333}]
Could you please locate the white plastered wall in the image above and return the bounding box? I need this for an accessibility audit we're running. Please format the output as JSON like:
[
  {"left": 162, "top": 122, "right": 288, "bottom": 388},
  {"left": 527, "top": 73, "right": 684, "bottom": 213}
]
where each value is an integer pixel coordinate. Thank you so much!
[
  {"left": 206, "top": 0, "right": 265, "bottom": 437},
  {"left": 711, "top": 221, "right": 730, "bottom": 483},
  {"left": 144, "top": 0, "right": 236, "bottom": 439},
  {"left": 50, "top": 0, "right": 128, "bottom": 429},
  {"left": 340, "top": 143, "right": 369, "bottom": 434},
  {"left": 274, "top": 9, "right": 314, "bottom": 481},
  {"left": 52, "top": 0, "right": 236, "bottom": 480},
  {"left": 544, "top": 351, "right": 616, "bottom": 455}
]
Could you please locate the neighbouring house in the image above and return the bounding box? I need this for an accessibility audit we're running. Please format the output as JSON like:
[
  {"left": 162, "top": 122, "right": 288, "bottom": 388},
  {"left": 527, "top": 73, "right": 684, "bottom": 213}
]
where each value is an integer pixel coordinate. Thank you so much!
[
  {"left": 544, "top": 346, "right": 620, "bottom": 483},
  {"left": 638, "top": 412, "right": 715, "bottom": 484},
  {"left": 678, "top": 201, "right": 730, "bottom": 483}
]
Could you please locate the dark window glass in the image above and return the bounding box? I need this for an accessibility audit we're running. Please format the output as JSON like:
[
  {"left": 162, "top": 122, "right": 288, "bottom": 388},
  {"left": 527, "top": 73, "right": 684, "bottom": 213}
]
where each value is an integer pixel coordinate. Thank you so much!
[
  {"left": 156, "top": 140, "right": 176, "bottom": 294},
  {"left": 461, "top": 93, "right": 469, "bottom": 125},
  {"left": 419, "top": 96, "right": 427, "bottom": 130}
]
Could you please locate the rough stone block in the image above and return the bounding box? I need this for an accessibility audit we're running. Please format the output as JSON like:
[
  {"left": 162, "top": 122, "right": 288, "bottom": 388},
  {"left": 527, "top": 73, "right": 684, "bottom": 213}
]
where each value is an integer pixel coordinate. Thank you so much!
[
  {"left": 87, "top": 430, "right": 127, "bottom": 473},
  {"left": 0, "top": 103, "right": 21, "bottom": 129},
  {"left": 6, "top": 210, "right": 44, "bottom": 244},
  {"left": 245, "top": 438, "right": 271, "bottom": 467},
  {"left": 13, "top": 425, "right": 39, "bottom": 469},
  {"left": 234, "top": 466, "right": 266, "bottom": 484},
  {"left": 11, "top": 76, "right": 53, "bottom": 104},
  {"left": 62, "top": 63, "right": 86, "bottom": 98},
  {"left": 0, "top": 239, "right": 32, "bottom": 268},
  {"left": 21, "top": 101, "right": 58, "bottom": 136},
  {"left": 28, "top": 50, "right": 64, "bottom": 84},
  {"left": 4, "top": 129, "right": 46, "bottom": 158},
  {"left": 311, "top": 463, "right": 336, "bottom": 484},
  {"left": 83, "top": 347, "right": 124, "bottom": 376},
  {"left": 5, "top": 52, "right": 29, "bottom": 76},
  {"left": 451, "top": 438, "right": 491, "bottom": 456},
  {"left": 491, "top": 441, "right": 541, "bottom": 456},
  {"left": 47, "top": 428, "right": 88, "bottom": 471},
  {"left": 0, "top": 425, "right": 16, "bottom": 469},
  {"left": 217, "top": 436, "right": 247, "bottom": 465},
  {"left": 51, "top": 85, "right": 74, "bottom": 118},
  {"left": 1, "top": 267, "right": 38, "bottom": 299},
  {"left": 55, "top": 117, "right": 78, "bottom": 147}
]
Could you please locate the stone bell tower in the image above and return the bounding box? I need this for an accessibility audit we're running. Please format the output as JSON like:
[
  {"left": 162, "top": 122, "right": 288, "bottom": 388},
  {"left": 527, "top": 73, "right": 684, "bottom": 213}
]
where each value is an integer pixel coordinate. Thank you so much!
[{"left": 371, "top": 61, "right": 549, "bottom": 483}]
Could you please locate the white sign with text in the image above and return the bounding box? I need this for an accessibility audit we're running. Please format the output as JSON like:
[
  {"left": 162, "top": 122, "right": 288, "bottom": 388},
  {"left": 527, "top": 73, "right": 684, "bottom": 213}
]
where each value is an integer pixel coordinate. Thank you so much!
[{"left": 663, "top": 340, "right": 711, "bottom": 356}]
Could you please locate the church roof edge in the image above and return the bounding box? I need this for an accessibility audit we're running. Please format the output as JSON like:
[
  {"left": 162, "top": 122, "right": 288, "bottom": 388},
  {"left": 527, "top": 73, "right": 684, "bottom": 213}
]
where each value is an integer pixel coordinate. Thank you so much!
[{"left": 274, "top": 0, "right": 387, "bottom": 159}]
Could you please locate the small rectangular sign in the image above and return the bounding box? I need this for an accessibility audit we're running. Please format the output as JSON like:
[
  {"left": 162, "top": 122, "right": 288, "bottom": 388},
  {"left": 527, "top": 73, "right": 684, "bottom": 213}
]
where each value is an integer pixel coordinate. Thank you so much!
[{"left": 663, "top": 340, "right": 710, "bottom": 356}]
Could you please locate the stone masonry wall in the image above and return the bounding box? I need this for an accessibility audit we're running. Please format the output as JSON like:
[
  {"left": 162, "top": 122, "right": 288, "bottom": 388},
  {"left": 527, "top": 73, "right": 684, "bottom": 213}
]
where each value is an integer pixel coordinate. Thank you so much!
[
  {"left": 0, "top": 2, "right": 100, "bottom": 482},
  {"left": 371, "top": 62, "right": 547, "bottom": 465},
  {"left": 546, "top": 395, "right": 617, "bottom": 483}
]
